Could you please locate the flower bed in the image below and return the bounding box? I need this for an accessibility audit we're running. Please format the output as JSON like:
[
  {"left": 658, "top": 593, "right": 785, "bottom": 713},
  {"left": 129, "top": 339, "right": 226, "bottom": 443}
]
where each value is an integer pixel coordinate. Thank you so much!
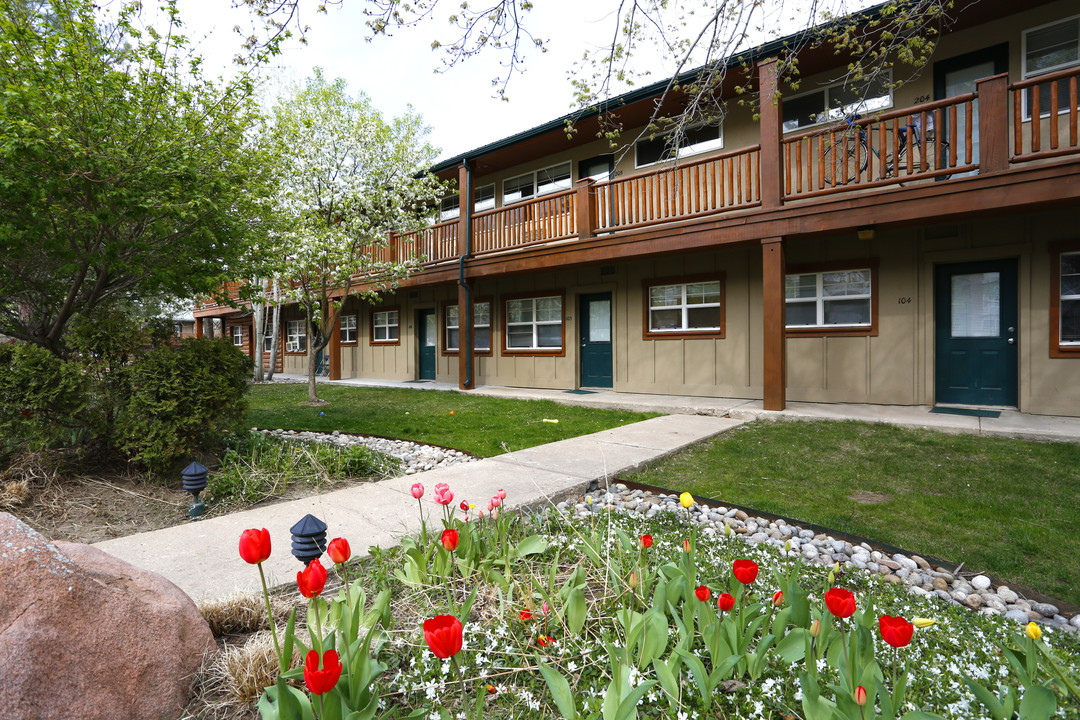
[{"left": 236, "top": 484, "right": 1080, "bottom": 719}]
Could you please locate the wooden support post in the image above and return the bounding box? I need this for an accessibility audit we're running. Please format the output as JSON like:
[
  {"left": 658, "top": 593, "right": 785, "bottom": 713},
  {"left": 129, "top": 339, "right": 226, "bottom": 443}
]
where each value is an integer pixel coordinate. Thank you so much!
[
  {"left": 757, "top": 59, "right": 784, "bottom": 210},
  {"left": 762, "top": 237, "right": 786, "bottom": 411},
  {"left": 328, "top": 314, "right": 341, "bottom": 381},
  {"left": 977, "top": 73, "right": 1009, "bottom": 174},
  {"left": 575, "top": 177, "right": 596, "bottom": 239},
  {"left": 456, "top": 161, "right": 475, "bottom": 390},
  {"left": 195, "top": 318, "right": 204, "bottom": 338}
]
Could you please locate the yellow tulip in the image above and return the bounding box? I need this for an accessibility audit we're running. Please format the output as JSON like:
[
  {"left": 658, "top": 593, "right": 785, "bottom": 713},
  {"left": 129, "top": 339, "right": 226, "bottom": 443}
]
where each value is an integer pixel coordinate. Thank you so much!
[
  {"left": 679, "top": 492, "right": 694, "bottom": 508},
  {"left": 629, "top": 572, "right": 639, "bottom": 589},
  {"left": 1026, "top": 622, "right": 1042, "bottom": 640},
  {"left": 912, "top": 617, "right": 935, "bottom": 629}
]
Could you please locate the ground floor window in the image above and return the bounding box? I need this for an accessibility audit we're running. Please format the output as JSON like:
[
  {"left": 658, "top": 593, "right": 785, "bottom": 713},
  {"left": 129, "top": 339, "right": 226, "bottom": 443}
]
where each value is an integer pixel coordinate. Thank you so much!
[
  {"left": 264, "top": 325, "right": 274, "bottom": 353},
  {"left": 340, "top": 314, "right": 357, "bottom": 344},
  {"left": 232, "top": 326, "right": 244, "bottom": 346},
  {"left": 371, "top": 308, "right": 399, "bottom": 343},
  {"left": 1052, "top": 242, "right": 1080, "bottom": 356},
  {"left": 785, "top": 263, "right": 876, "bottom": 335},
  {"left": 285, "top": 319, "right": 306, "bottom": 353},
  {"left": 645, "top": 276, "right": 724, "bottom": 337},
  {"left": 445, "top": 301, "right": 492, "bottom": 353},
  {"left": 504, "top": 294, "right": 563, "bottom": 353}
]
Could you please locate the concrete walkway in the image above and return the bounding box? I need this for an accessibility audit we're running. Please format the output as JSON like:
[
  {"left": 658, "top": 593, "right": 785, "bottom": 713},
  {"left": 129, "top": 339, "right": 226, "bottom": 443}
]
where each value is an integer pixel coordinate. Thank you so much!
[
  {"left": 288, "top": 374, "right": 1080, "bottom": 443},
  {"left": 94, "top": 414, "right": 741, "bottom": 601}
]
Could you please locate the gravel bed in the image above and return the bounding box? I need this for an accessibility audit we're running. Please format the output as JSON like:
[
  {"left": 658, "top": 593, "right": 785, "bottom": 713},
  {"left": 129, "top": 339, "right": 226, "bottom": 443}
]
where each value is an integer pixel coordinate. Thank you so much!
[{"left": 256, "top": 428, "right": 479, "bottom": 476}]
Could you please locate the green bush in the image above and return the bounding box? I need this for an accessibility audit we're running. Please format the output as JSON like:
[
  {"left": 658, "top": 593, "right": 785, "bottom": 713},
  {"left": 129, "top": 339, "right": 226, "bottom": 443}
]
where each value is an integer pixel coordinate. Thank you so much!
[
  {"left": 0, "top": 343, "right": 89, "bottom": 451},
  {"left": 115, "top": 338, "right": 252, "bottom": 474}
]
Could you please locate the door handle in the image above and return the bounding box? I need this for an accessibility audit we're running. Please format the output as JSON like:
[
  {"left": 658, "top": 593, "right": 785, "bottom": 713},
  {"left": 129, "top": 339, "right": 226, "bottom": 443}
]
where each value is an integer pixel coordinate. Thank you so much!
[
  {"left": 1007, "top": 338, "right": 1015, "bottom": 344},
  {"left": 1008, "top": 327, "right": 1016, "bottom": 333}
]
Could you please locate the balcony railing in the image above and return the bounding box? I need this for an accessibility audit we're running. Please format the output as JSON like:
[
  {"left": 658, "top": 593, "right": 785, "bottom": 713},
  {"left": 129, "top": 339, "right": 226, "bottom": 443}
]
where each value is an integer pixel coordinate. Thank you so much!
[
  {"left": 473, "top": 189, "right": 577, "bottom": 254},
  {"left": 594, "top": 145, "right": 761, "bottom": 232},
  {"left": 1011, "top": 65, "right": 1080, "bottom": 163},
  {"left": 397, "top": 218, "right": 459, "bottom": 265}
]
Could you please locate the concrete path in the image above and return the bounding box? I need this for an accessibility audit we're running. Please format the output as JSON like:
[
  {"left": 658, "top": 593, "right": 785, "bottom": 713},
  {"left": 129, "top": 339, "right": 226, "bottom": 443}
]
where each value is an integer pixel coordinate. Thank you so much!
[{"left": 93, "top": 414, "right": 741, "bottom": 601}]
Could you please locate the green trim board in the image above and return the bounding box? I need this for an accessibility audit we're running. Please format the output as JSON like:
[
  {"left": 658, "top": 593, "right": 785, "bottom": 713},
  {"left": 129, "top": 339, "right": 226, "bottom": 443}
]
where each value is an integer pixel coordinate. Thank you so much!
[{"left": 930, "top": 406, "right": 1001, "bottom": 418}]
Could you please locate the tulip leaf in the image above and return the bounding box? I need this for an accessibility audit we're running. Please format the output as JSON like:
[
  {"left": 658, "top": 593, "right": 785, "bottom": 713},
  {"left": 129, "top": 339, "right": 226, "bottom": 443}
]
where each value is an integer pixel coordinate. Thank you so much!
[
  {"left": 786, "top": 578, "right": 811, "bottom": 628},
  {"left": 515, "top": 534, "right": 549, "bottom": 558},
  {"left": 962, "top": 678, "right": 1007, "bottom": 720},
  {"left": 675, "top": 647, "right": 712, "bottom": 709},
  {"left": 1018, "top": 685, "right": 1057, "bottom": 720},
  {"left": 614, "top": 679, "right": 657, "bottom": 720},
  {"left": 567, "top": 587, "right": 588, "bottom": 634},
  {"left": 537, "top": 657, "right": 579, "bottom": 720},
  {"left": 651, "top": 657, "right": 681, "bottom": 709},
  {"left": 615, "top": 527, "right": 634, "bottom": 552},
  {"left": 774, "top": 628, "right": 807, "bottom": 664},
  {"left": 320, "top": 690, "right": 344, "bottom": 720},
  {"left": 899, "top": 713, "right": 948, "bottom": 720},
  {"left": 282, "top": 608, "right": 298, "bottom": 669},
  {"left": 638, "top": 609, "right": 668, "bottom": 668}
]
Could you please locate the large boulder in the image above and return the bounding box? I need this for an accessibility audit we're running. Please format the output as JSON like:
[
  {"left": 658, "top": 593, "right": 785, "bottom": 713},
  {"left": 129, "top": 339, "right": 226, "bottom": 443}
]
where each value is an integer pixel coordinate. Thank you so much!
[{"left": 0, "top": 513, "right": 214, "bottom": 720}]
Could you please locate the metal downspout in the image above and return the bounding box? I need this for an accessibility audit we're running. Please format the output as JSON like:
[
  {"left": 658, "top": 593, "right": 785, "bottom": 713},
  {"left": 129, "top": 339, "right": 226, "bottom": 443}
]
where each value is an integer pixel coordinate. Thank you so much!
[{"left": 457, "top": 160, "right": 473, "bottom": 388}]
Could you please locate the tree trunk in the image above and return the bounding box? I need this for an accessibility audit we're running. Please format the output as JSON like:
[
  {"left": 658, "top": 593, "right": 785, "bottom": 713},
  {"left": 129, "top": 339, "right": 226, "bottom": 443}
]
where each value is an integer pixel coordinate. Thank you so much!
[
  {"left": 307, "top": 340, "right": 319, "bottom": 402},
  {"left": 266, "top": 280, "right": 281, "bottom": 381},
  {"left": 252, "top": 279, "right": 265, "bottom": 382}
]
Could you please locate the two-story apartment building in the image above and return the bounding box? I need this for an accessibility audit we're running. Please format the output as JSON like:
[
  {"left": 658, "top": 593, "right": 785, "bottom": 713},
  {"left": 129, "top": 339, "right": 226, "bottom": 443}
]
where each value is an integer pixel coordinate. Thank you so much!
[{"left": 197, "top": 0, "right": 1080, "bottom": 416}]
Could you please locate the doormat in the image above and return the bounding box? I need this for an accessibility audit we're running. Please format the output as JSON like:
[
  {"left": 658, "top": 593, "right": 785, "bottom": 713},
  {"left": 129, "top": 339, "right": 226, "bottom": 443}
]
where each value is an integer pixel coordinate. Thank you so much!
[
  {"left": 930, "top": 406, "right": 1001, "bottom": 418},
  {"left": 565, "top": 389, "right": 596, "bottom": 395}
]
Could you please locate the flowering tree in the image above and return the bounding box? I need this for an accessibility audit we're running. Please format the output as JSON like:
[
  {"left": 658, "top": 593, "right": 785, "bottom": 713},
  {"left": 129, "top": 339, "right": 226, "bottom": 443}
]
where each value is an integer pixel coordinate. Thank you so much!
[{"left": 266, "top": 70, "right": 445, "bottom": 402}]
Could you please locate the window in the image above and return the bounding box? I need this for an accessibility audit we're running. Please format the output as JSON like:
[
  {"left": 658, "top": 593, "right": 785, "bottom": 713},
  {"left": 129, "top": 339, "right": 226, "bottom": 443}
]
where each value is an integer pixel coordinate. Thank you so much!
[
  {"left": 636, "top": 123, "right": 723, "bottom": 167},
  {"left": 444, "top": 301, "right": 492, "bottom": 353},
  {"left": 264, "top": 325, "right": 274, "bottom": 353},
  {"left": 785, "top": 263, "right": 877, "bottom": 336},
  {"left": 286, "top": 319, "right": 306, "bottom": 353},
  {"left": 503, "top": 173, "right": 535, "bottom": 205},
  {"left": 340, "top": 314, "right": 357, "bottom": 343},
  {"left": 474, "top": 184, "right": 495, "bottom": 212},
  {"left": 504, "top": 294, "right": 563, "bottom": 353},
  {"left": 232, "top": 326, "right": 243, "bottom": 346},
  {"left": 644, "top": 276, "right": 725, "bottom": 337},
  {"left": 439, "top": 195, "right": 460, "bottom": 222},
  {"left": 782, "top": 72, "right": 893, "bottom": 132},
  {"left": 1051, "top": 241, "right": 1080, "bottom": 356},
  {"left": 1023, "top": 15, "right": 1080, "bottom": 118},
  {"left": 371, "top": 309, "right": 399, "bottom": 343},
  {"left": 537, "top": 162, "right": 572, "bottom": 195},
  {"left": 580, "top": 154, "right": 614, "bottom": 182}
]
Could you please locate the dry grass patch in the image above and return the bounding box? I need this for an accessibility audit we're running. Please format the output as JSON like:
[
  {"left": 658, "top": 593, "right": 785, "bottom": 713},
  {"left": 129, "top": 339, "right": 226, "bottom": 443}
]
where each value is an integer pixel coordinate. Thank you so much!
[{"left": 199, "top": 592, "right": 295, "bottom": 638}]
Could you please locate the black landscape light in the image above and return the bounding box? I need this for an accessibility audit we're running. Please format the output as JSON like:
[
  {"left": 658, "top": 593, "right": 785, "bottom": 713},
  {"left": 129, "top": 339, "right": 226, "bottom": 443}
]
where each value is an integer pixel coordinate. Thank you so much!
[
  {"left": 181, "top": 461, "right": 209, "bottom": 520},
  {"left": 290, "top": 513, "right": 328, "bottom": 564}
]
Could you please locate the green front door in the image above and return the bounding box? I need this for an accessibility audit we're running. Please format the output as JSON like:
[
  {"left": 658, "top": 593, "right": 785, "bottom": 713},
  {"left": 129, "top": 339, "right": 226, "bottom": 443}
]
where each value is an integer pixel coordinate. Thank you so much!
[
  {"left": 579, "top": 293, "right": 613, "bottom": 388},
  {"left": 417, "top": 309, "right": 436, "bottom": 380},
  {"left": 934, "top": 259, "right": 1018, "bottom": 406}
]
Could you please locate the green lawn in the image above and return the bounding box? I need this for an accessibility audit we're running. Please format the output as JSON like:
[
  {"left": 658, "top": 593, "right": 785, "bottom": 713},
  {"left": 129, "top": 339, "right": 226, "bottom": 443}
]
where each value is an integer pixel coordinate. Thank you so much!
[
  {"left": 627, "top": 419, "right": 1080, "bottom": 606},
  {"left": 245, "top": 384, "right": 658, "bottom": 457}
]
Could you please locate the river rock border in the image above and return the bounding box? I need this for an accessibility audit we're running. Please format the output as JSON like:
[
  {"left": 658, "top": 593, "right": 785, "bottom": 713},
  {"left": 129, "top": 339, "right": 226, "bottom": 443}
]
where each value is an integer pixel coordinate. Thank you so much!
[
  {"left": 256, "top": 428, "right": 479, "bottom": 476},
  {"left": 560, "top": 484, "right": 1080, "bottom": 634}
]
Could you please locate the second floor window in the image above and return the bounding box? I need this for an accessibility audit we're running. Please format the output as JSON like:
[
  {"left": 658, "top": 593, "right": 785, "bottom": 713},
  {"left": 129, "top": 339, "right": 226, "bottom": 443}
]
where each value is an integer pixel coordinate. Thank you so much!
[
  {"left": 286, "top": 319, "right": 306, "bottom": 353},
  {"left": 786, "top": 269, "right": 872, "bottom": 328},
  {"left": 439, "top": 195, "right": 460, "bottom": 222},
  {"left": 537, "top": 162, "right": 572, "bottom": 195},
  {"left": 636, "top": 123, "right": 723, "bottom": 167},
  {"left": 503, "top": 173, "right": 535, "bottom": 205},
  {"left": 782, "top": 73, "right": 892, "bottom": 133},
  {"left": 506, "top": 296, "right": 562, "bottom": 350},
  {"left": 340, "top": 314, "right": 357, "bottom": 343},
  {"left": 372, "top": 309, "right": 399, "bottom": 342},
  {"left": 474, "top": 184, "right": 495, "bottom": 212},
  {"left": 1023, "top": 15, "right": 1080, "bottom": 118}
]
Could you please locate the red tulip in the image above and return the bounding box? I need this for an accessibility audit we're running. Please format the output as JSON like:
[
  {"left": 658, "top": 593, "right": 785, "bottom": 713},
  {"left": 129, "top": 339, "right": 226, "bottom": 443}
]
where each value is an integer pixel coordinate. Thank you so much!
[
  {"left": 434, "top": 485, "right": 454, "bottom": 505},
  {"left": 520, "top": 608, "right": 533, "bottom": 621},
  {"left": 640, "top": 534, "right": 653, "bottom": 549},
  {"left": 327, "top": 537, "right": 351, "bottom": 565},
  {"left": 303, "top": 649, "right": 342, "bottom": 695},
  {"left": 855, "top": 686, "right": 867, "bottom": 706},
  {"left": 683, "top": 539, "right": 691, "bottom": 553},
  {"left": 879, "top": 615, "right": 914, "bottom": 648},
  {"left": 238, "top": 528, "right": 271, "bottom": 565},
  {"left": 460, "top": 500, "right": 470, "bottom": 512},
  {"left": 497, "top": 488, "right": 506, "bottom": 500},
  {"left": 732, "top": 559, "right": 759, "bottom": 585},
  {"left": 410, "top": 482, "right": 424, "bottom": 499},
  {"left": 537, "top": 634, "right": 552, "bottom": 646},
  {"left": 423, "top": 614, "right": 463, "bottom": 658},
  {"left": 825, "top": 587, "right": 856, "bottom": 619},
  {"left": 773, "top": 590, "right": 784, "bottom": 606},
  {"left": 297, "top": 559, "right": 328, "bottom": 598},
  {"left": 717, "top": 592, "right": 735, "bottom": 612},
  {"left": 695, "top": 585, "right": 710, "bottom": 602},
  {"left": 441, "top": 528, "right": 459, "bottom": 552}
]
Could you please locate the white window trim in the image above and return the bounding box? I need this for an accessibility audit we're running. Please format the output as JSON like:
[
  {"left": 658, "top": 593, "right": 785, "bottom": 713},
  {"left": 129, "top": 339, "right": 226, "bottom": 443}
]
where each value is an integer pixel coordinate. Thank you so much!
[
  {"left": 473, "top": 184, "right": 495, "bottom": 213},
  {"left": 505, "top": 296, "right": 562, "bottom": 351},
  {"left": 1021, "top": 14, "right": 1080, "bottom": 120},
  {"left": 780, "top": 71, "right": 895, "bottom": 134},
  {"left": 502, "top": 162, "right": 573, "bottom": 206},
  {"left": 263, "top": 327, "right": 274, "bottom": 353},
  {"left": 445, "top": 302, "right": 492, "bottom": 351},
  {"left": 1061, "top": 250, "right": 1080, "bottom": 345},
  {"left": 635, "top": 122, "right": 725, "bottom": 168},
  {"left": 785, "top": 269, "right": 873, "bottom": 329},
  {"left": 647, "top": 281, "right": 723, "bottom": 333},
  {"left": 286, "top": 319, "right": 306, "bottom": 353},
  {"left": 372, "top": 309, "right": 399, "bottom": 343},
  {"left": 340, "top": 314, "right": 357, "bottom": 343},
  {"left": 232, "top": 326, "right": 244, "bottom": 346},
  {"left": 439, "top": 195, "right": 460, "bottom": 222}
]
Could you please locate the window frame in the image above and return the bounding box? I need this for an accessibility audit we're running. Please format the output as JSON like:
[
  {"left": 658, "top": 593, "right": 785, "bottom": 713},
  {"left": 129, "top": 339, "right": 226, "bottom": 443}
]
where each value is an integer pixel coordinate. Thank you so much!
[
  {"left": 263, "top": 324, "right": 274, "bottom": 353},
  {"left": 231, "top": 325, "right": 244, "bottom": 347},
  {"left": 473, "top": 184, "right": 496, "bottom": 213},
  {"left": 339, "top": 314, "right": 357, "bottom": 344},
  {"left": 439, "top": 195, "right": 460, "bottom": 222},
  {"left": 441, "top": 298, "right": 494, "bottom": 356},
  {"left": 635, "top": 122, "right": 724, "bottom": 168},
  {"left": 285, "top": 318, "right": 307, "bottom": 354},
  {"left": 501, "top": 291, "right": 566, "bottom": 356},
  {"left": 1021, "top": 14, "right": 1080, "bottom": 120},
  {"left": 501, "top": 162, "right": 574, "bottom": 206},
  {"left": 641, "top": 274, "right": 726, "bottom": 339},
  {"left": 369, "top": 306, "right": 401, "bottom": 346},
  {"left": 784, "top": 260, "right": 879, "bottom": 338},
  {"left": 1050, "top": 239, "right": 1080, "bottom": 357},
  {"left": 781, "top": 71, "right": 894, "bottom": 134}
]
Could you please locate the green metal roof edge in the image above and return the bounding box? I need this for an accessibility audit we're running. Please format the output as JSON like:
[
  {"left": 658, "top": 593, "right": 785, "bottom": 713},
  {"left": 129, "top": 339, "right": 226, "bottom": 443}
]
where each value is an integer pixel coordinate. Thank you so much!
[{"left": 429, "top": 0, "right": 901, "bottom": 172}]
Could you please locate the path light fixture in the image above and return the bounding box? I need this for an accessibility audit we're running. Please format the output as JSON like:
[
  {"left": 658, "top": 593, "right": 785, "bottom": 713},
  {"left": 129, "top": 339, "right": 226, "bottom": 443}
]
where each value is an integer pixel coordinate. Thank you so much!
[
  {"left": 290, "top": 513, "right": 328, "bottom": 564},
  {"left": 181, "top": 461, "right": 208, "bottom": 520}
]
